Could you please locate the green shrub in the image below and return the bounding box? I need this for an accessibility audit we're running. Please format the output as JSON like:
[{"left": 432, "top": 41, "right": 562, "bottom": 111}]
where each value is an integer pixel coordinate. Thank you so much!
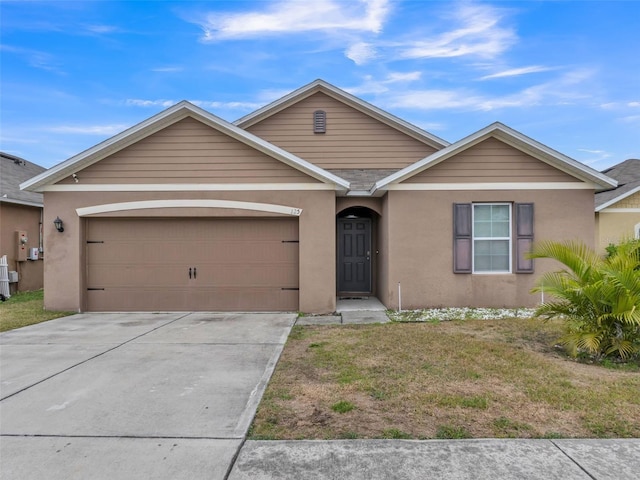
[{"left": 529, "top": 239, "right": 640, "bottom": 360}]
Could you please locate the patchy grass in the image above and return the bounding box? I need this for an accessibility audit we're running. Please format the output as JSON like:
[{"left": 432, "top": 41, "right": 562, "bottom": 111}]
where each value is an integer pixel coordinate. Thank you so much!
[
  {"left": 0, "top": 290, "right": 74, "bottom": 332},
  {"left": 250, "top": 317, "right": 640, "bottom": 440}
]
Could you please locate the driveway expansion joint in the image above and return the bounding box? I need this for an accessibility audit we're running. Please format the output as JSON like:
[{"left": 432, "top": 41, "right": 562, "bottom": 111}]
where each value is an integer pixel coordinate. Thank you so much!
[
  {"left": 550, "top": 440, "right": 598, "bottom": 480},
  {"left": 0, "top": 313, "right": 191, "bottom": 402}
]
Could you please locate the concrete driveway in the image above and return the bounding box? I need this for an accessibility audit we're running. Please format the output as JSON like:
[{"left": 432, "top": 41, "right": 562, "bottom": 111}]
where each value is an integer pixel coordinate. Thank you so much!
[{"left": 0, "top": 312, "right": 296, "bottom": 480}]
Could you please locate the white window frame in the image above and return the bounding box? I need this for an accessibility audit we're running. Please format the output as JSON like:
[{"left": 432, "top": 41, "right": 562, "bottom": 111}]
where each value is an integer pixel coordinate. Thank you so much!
[
  {"left": 472, "top": 203, "right": 512, "bottom": 274},
  {"left": 635, "top": 223, "right": 640, "bottom": 239}
]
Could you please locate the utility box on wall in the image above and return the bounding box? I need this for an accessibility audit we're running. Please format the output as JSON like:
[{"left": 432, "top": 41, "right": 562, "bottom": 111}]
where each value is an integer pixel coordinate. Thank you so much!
[
  {"left": 29, "top": 248, "right": 39, "bottom": 260},
  {"left": 16, "top": 231, "right": 28, "bottom": 262}
]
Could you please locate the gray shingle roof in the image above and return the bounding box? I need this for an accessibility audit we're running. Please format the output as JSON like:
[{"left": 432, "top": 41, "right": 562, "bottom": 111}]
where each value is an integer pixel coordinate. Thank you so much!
[
  {"left": 595, "top": 159, "right": 640, "bottom": 209},
  {"left": 328, "top": 169, "right": 401, "bottom": 192},
  {"left": 1, "top": 152, "right": 46, "bottom": 206}
]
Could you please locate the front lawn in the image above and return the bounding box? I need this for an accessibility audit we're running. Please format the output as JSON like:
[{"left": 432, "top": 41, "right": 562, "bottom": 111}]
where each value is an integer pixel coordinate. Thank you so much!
[
  {"left": 0, "top": 290, "right": 74, "bottom": 332},
  {"left": 250, "top": 316, "right": 640, "bottom": 440}
]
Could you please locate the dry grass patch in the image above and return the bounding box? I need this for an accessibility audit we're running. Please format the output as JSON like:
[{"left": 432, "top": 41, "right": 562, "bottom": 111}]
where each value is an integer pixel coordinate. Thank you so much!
[
  {"left": 250, "top": 318, "right": 640, "bottom": 440},
  {"left": 0, "top": 290, "right": 73, "bottom": 332}
]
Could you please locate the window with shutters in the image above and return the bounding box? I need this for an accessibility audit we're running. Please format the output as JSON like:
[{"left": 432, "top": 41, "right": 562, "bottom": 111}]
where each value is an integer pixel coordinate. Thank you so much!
[
  {"left": 453, "top": 202, "right": 534, "bottom": 274},
  {"left": 313, "top": 110, "right": 326, "bottom": 133},
  {"left": 473, "top": 203, "right": 511, "bottom": 273}
]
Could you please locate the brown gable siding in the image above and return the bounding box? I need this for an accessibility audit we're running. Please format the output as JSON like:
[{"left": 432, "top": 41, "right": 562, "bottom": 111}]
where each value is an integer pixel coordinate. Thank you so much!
[
  {"left": 56, "top": 117, "right": 319, "bottom": 184},
  {"left": 403, "top": 137, "right": 580, "bottom": 183},
  {"left": 245, "top": 92, "right": 437, "bottom": 169}
]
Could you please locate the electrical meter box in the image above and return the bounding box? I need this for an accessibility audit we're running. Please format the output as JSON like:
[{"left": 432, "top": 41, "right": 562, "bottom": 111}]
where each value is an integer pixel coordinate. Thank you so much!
[
  {"left": 29, "top": 248, "right": 39, "bottom": 261},
  {"left": 16, "top": 231, "right": 28, "bottom": 261}
]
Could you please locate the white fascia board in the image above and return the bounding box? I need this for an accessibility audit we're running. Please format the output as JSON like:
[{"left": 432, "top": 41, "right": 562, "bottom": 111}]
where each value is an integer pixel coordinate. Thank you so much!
[
  {"left": 235, "top": 79, "right": 450, "bottom": 149},
  {"left": 387, "top": 182, "right": 597, "bottom": 191},
  {"left": 595, "top": 185, "right": 640, "bottom": 212},
  {"left": 21, "top": 100, "right": 349, "bottom": 193},
  {"left": 374, "top": 122, "right": 617, "bottom": 193},
  {"left": 40, "top": 183, "right": 337, "bottom": 192}
]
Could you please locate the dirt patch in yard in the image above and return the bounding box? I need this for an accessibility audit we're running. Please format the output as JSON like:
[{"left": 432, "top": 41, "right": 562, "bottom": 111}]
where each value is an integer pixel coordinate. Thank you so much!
[{"left": 250, "top": 318, "right": 640, "bottom": 440}]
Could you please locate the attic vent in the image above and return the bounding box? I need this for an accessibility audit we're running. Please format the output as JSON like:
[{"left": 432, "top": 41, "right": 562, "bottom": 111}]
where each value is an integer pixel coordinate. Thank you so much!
[{"left": 313, "top": 110, "right": 326, "bottom": 134}]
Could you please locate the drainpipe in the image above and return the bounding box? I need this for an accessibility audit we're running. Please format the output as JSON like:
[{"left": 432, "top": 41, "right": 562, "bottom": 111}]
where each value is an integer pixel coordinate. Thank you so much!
[
  {"left": 39, "top": 209, "right": 44, "bottom": 254},
  {"left": 398, "top": 282, "right": 402, "bottom": 313}
]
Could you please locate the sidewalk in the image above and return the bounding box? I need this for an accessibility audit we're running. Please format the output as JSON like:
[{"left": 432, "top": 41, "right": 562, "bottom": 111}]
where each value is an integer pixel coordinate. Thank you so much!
[{"left": 228, "top": 438, "right": 640, "bottom": 480}]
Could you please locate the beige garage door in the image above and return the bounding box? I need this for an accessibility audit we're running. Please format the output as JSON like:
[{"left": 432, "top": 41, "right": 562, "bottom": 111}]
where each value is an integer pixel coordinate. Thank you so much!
[{"left": 85, "top": 217, "right": 299, "bottom": 312}]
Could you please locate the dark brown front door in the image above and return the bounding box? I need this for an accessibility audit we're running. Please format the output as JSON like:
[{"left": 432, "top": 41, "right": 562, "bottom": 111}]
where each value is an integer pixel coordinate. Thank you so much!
[{"left": 337, "top": 218, "right": 371, "bottom": 293}]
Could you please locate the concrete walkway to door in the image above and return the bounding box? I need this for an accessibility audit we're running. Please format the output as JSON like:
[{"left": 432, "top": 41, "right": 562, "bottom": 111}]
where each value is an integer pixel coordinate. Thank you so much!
[{"left": 0, "top": 312, "right": 296, "bottom": 480}]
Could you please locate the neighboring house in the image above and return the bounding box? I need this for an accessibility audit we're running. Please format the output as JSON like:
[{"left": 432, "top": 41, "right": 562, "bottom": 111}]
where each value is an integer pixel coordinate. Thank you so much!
[
  {"left": 21, "top": 80, "right": 616, "bottom": 313},
  {"left": 595, "top": 159, "right": 640, "bottom": 251},
  {"left": 1, "top": 152, "right": 46, "bottom": 293}
]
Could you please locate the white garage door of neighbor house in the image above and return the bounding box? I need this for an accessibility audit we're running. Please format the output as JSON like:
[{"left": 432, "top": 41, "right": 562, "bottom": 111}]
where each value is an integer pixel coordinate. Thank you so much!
[{"left": 85, "top": 217, "right": 299, "bottom": 312}]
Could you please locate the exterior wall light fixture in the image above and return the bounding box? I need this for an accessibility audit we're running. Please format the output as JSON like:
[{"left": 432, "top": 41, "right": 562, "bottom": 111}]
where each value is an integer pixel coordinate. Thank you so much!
[{"left": 53, "top": 217, "right": 64, "bottom": 232}]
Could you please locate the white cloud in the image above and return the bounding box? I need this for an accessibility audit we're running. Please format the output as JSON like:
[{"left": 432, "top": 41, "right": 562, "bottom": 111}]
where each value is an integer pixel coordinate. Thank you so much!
[
  {"left": 389, "top": 89, "right": 484, "bottom": 110},
  {"left": 151, "top": 66, "right": 184, "bottom": 73},
  {"left": 344, "top": 72, "right": 422, "bottom": 95},
  {"left": 628, "top": 102, "right": 640, "bottom": 108},
  {"left": 577, "top": 148, "right": 613, "bottom": 165},
  {"left": 386, "top": 71, "right": 422, "bottom": 83},
  {"left": 191, "top": 100, "right": 263, "bottom": 110},
  {"left": 83, "top": 24, "right": 120, "bottom": 34},
  {"left": 346, "top": 42, "right": 377, "bottom": 65},
  {"left": 197, "top": 0, "right": 390, "bottom": 41},
  {"left": 384, "top": 69, "right": 595, "bottom": 112},
  {"left": 48, "top": 124, "right": 128, "bottom": 135},
  {"left": 398, "top": 3, "right": 516, "bottom": 60},
  {"left": 124, "top": 98, "right": 262, "bottom": 110},
  {"left": 479, "top": 65, "right": 557, "bottom": 80},
  {"left": 125, "top": 99, "right": 176, "bottom": 107},
  {"left": 0, "top": 44, "right": 65, "bottom": 74}
]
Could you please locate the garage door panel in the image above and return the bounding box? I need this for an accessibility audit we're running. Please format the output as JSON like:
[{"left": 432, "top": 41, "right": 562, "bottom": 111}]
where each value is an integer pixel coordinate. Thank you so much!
[
  {"left": 86, "top": 217, "right": 299, "bottom": 311},
  {"left": 87, "top": 265, "right": 191, "bottom": 288}
]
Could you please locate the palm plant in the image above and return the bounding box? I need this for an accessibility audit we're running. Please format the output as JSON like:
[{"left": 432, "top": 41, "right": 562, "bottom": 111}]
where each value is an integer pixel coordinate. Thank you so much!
[{"left": 529, "top": 239, "right": 640, "bottom": 360}]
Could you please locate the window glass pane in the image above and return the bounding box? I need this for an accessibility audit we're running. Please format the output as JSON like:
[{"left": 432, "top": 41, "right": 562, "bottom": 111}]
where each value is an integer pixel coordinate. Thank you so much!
[
  {"left": 474, "top": 237, "right": 510, "bottom": 272},
  {"left": 474, "top": 205, "right": 492, "bottom": 221},
  {"left": 492, "top": 221, "right": 510, "bottom": 237},
  {"left": 474, "top": 222, "right": 492, "bottom": 237},
  {"left": 490, "top": 240, "right": 509, "bottom": 256},
  {"left": 493, "top": 254, "right": 509, "bottom": 271},
  {"left": 474, "top": 241, "right": 490, "bottom": 255},
  {"left": 474, "top": 254, "right": 491, "bottom": 271},
  {"left": 492, "top": 205, "right": 509, "bottom": 221}
]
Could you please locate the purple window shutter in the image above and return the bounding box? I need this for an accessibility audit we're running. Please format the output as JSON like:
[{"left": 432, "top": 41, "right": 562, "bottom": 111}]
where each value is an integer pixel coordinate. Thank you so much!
[
  {"left": 515, "top": 203, "right": 534, "bottom": 273},
  {"left": 453, "top": 203, "right": 472, "bottom": 273}
]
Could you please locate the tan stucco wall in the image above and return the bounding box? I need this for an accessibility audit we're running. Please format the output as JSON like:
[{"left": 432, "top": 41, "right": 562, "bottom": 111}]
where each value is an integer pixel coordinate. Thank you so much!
[
  {"left": 0, "top": 202, "right": 44, "bottom": 292},
  {"left": 382, "top": 188, "right": 596, "bottom": 309},
  {"left": 43, "top": 190, "right": 336, "bottom": 314},
  {"left": 596, "top": 211, "right": 640, "bottom": 251}
]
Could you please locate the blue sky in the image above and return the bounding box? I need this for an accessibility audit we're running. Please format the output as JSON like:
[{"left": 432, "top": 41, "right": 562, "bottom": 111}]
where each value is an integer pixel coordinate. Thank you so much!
[{"left": 1, "top": 0, "right": 638, "bottom": 171}]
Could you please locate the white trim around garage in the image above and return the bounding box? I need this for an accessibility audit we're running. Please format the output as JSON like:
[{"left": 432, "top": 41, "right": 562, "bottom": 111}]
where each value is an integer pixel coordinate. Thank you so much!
[
  {"left": 76, "top": 199, "right": 303, "bottom": 217},
  {"left": 386, "top": 182, "right": 597, "bottom": 191},
  {"left": 43, "top": 183, "right": 337, "bottom": 192}
]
